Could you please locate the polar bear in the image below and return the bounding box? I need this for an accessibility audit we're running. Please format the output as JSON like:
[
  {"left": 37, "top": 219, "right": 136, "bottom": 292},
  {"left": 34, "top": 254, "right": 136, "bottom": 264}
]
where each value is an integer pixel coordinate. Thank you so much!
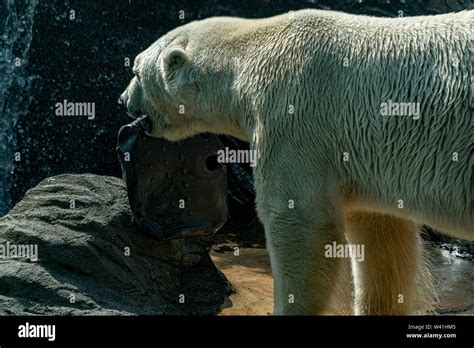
[{"left": 119, "top": 9, "right": 474, "bottom": 315}]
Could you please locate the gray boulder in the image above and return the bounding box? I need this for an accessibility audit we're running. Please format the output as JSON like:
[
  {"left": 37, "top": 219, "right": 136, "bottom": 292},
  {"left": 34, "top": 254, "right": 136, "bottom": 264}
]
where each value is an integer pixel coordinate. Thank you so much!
[{"left": 0, "top": 174, "right": 232, "bottom": 315}]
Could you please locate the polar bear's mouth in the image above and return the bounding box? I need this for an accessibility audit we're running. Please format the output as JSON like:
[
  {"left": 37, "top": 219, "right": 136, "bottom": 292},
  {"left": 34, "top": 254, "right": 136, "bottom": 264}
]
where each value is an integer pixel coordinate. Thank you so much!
[{"left": 137, "top": 115, "right": 154, "bottom": 135}]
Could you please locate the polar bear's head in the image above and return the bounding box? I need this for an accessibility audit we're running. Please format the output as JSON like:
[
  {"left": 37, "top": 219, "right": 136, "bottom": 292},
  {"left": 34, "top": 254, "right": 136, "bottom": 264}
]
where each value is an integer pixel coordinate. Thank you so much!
[{"left": 119, "top": 19, "right": 249, "bottom": 142}]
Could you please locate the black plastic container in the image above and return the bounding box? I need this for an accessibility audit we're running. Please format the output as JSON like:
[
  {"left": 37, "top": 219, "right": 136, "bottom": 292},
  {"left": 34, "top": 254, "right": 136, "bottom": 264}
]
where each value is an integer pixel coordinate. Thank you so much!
[{"left": 117, "top": 118, "right": 228, "bottom": 240}]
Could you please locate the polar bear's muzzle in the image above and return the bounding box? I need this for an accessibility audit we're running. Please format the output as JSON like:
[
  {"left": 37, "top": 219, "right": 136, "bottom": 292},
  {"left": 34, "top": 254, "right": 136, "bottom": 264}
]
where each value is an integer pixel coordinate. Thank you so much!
[
  {"left": 119, "top": 77, "right": 155, "bottom": 134},
  {"left": 138, "top": 115, "right": 153, "bottom": 135},
  {"left": 119, "top": 77, "right": 142, "bottom": 118}
]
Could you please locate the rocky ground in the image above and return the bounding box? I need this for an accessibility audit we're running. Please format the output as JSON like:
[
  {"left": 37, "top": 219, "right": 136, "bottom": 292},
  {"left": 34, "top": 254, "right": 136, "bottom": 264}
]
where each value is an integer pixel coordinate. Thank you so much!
[{"left": 211, "top": 244, "right": 474, "bottom": 315}]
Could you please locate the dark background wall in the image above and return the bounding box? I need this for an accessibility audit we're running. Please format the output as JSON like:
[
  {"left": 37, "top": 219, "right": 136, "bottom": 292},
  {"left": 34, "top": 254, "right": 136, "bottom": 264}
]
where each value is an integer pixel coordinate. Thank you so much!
[{"left": 2, "top": 0, "right": 473, "bottom": 226}]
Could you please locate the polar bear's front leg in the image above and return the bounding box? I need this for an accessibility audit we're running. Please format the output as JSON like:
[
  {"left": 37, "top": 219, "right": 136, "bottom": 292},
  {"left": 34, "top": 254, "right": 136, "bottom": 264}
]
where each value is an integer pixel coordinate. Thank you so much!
[
  {"left": 266, "top": 214, "right": 345, "bottom": 315},
  {"left": 259, "top": 192, "right": 345, "bottom": 315}
]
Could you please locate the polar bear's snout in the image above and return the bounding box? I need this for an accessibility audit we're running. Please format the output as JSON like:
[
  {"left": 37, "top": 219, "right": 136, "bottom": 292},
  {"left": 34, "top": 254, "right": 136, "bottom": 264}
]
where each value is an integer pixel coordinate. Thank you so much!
[
  {"left": 119, "top": 80, "right": 154, "bottom": 134},
  {"left": 119, "top": 77, "right": 144, "bottom": 119}
]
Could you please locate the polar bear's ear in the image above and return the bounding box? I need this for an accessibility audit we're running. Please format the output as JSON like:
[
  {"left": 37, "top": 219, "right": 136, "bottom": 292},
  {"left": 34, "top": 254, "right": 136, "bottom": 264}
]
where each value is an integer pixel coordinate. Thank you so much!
[{"left": 163, "top": 47, "right": 188, "bottom": 77}]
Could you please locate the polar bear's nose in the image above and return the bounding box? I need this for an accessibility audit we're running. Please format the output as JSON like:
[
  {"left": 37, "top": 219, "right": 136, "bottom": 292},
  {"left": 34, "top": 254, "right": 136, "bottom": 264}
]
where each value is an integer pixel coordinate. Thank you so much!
[
  {"left": 118, "top": 93, "right": 134, "bottom": 118},
  {"left": 118, "top": 92, "right": 138, "bottom": 118},
  {"left": 118, "top": 92, "right": 126, "bottom": 105}
]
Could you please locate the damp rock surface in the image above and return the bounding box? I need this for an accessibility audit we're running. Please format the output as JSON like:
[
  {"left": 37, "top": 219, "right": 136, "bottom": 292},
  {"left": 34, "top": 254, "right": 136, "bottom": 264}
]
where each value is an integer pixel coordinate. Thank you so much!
[{"left": 0, "top": 174, "right": 232, "bottom": 315}]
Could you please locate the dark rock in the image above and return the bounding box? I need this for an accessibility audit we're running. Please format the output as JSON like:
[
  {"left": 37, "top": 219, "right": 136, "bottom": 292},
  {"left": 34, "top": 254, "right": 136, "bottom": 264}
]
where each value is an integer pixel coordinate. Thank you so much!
[
  {"left": 422, "top": 227, "right": 473, "bottom": 261},
  {"left": 0, "top": 174, "right": 232, "bottom": 315}
]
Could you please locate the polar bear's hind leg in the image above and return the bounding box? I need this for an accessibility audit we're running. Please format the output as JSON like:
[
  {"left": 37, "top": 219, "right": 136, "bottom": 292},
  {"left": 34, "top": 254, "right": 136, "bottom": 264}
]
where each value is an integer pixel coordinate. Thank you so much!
[{"left": 345, "top": 211, "right": 428, "bottom": 315}]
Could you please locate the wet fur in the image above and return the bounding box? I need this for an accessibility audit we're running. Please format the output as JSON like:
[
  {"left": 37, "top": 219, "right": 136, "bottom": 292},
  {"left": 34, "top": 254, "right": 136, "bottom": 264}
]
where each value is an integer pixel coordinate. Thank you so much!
[{"left": 120, "top": 9, "right": 473, "bottom": 315}]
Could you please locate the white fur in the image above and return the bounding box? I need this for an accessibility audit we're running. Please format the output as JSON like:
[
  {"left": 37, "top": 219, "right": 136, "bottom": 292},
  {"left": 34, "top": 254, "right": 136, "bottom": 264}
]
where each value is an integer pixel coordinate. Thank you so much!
[{"left": 120, "top": 9, "right": 473, "bottom": 315}]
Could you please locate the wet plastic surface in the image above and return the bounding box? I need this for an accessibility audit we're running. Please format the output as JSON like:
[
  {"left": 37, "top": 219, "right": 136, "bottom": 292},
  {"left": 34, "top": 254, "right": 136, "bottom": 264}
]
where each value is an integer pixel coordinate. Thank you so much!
[{"left": 117, "top": 118, "right": 228, "bottom": 240}]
